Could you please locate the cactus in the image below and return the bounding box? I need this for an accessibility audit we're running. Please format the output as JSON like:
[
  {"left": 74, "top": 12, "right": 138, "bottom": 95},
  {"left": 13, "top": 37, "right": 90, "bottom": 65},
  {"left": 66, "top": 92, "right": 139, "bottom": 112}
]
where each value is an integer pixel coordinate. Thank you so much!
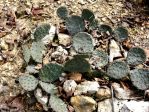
[
  {"left": 65, "top": 15, "right": 85, "bottom": 35},
  {"left": 33, "top": 24, "right": 51, "bottom": 41},
  {"left": 39, "top": 63, "right": 63, "bottom": 82},
  {"left": 89, "top": 19, "right": 98, "bottom": 30},
  {"left": 19, "top": 75, "right": 38, "bottom": 91},
  {"left": 130, "top": 69, "right": 149, "bottom": 90},
  {"left": 22, "top": 44, "right": 31, "bottom": 63},
  {"left": 39, "top": 81, "right": 58, "bottom": 94},
  {"left": 72, "top": 32, "right": 94, "bottom": 53},
  {"left": 49, "top": 95, "right": 68, "bottom": 112},
  {"left": 90, "top": 50, "right": 108, "bottom": 68},
  {"left": 64, "top": 57, "right": 90, "bottom": 73},
  {"left": 81, "top": 9, "right": 95, "bottom": 23},
  {"left": 57, "top": 6, "right": 68, "bottom": 19},
  {"left": 107, "top": 61, "right": 129, "bottom": 79},
  {"left": 126, "top": 47, "right": 146, "bottom": 66},
  {"left": 98, "top": 24, "right": 113, "bottom": 34},
  {"left": 114, "top": 27, "right": 128, "bottom": 42},
  {"left": 31, "top": 41, "right": 46, "bottom": 63}
]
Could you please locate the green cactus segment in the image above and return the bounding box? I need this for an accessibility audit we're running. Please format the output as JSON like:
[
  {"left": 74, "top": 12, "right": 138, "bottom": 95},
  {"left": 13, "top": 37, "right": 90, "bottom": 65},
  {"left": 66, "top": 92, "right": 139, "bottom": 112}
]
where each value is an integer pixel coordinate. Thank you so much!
[
  {"left": 98, "top": 24, "right": 113, "bottom": 34},
  {"left": 89, "top": 19, "right": 98, "bottom": 30},
  {"left": 82, "top": 9, "right": 95, "bottom": 22},
  {"left": 39, "top": 63, "right": 63, "bottom": 82},
  {"left": 31, "top": 41, "right": 45, "bottom": 63},
  {"left": 73, "top": 54, "right": 91, "bottom": 59},
  {"left": 64, "top": 57, "right": 90, "bottom": 73},
  {"left": 49, "top": 95, "right": 68, "bottom": 112},
  {"left": 107, "top": 61, "right": 129, "bottom": 79},
  {"left": 39, "top": 81, "right": 58, "bottom": 94},
  {"left": 57, "top": 6, "right": 68, "bottom": 19},
  {"left": 65, "top": 16, "right": 85, "bottom": 35},
  {"left": 126, "top": 47, "right": 146, "bottom": 66},
  {"left": 33, "top": 24, "right": 51, "bottom": 41},
  {"left": 73, "top": 32, "right": 94, "bottom": 53},
  {"left": 114, "top": 27, "right": 128, "bottom": 42},
  {"left": 22, "top": 44, "right": 31, "bottom": 63},
  {"left": 19, "top": 75, "right": 38, "bottom": 91},
  {"left": 91, "top": 50, "right": 108, "bottom": 67},
  {"left": 130, "top": 69, "right": 149, "bottom": 90}
]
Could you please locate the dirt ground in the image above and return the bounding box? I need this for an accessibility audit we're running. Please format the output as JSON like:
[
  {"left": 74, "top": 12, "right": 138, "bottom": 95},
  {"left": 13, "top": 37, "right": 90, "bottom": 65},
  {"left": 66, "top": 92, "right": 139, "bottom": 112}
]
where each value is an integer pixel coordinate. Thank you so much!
[{"left": 0, "top": 0, "right": 148, "bottom": 111}]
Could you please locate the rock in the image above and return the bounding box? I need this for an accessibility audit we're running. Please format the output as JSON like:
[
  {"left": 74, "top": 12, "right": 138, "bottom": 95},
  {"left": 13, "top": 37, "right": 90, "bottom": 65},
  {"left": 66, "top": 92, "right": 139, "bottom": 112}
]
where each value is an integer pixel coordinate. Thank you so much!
[
  {"left": 63, "top": 80, "right": 77, "bottom": 93},
  {"left": 26, "top": 65, "right": 39, "bottom": 74},
  {"left": 112, "top": 83, "right": 138, "bottom": 100},
  {"left": 74, "top": 81, "right": 100, "bottom": 95},
  {"left": 96, "top": 87, "right": 111, "bottom": 101},
  {"left": 0, "top": 84, "right": 9, "bottom": 94},
  {"left": 34, "top": 88, "right": 48, "bottom": 111},
  {"left": 114, "top": 99, "right": 149, "bottom": 112},
  {"left": 51, "top": 46, "right": 68, "bottom": 63},
  {"left": 97, "top": 99, "right": 112, "bottom": 112},
  {"left": 69, "top": 72, "right": 82, "bottom": 82},
  {"left": 58, "top": 33, "right": 72, "bottom": 46},
  {"left": 71, "top": 95, "right": 97, "bottom": 112},
  {"left": 98, "top": 98, "right": 149, "bottom": 112},
  {"left": 109, "top": 39, "right": 122, "bottom": 62}
]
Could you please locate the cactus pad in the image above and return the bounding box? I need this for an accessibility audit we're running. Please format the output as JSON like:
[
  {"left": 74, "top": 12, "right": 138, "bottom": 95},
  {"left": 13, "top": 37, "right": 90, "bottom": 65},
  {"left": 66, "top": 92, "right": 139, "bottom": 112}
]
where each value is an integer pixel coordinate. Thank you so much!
[
  {"left": 19, "top": 75, "right": 38, "bottom": 91},
  {"left": 126, "top": 47, "right": 146, "bottom": 66},
  {"left": 107, "top": 61, "right": 129, "bottom": 79}
]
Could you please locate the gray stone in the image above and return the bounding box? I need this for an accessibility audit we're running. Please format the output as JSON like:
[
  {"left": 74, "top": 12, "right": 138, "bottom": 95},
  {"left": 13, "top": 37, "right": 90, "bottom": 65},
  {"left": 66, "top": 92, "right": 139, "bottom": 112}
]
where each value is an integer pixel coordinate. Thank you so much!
[
  {"left": 58, "top": 33, "right": 72, "bottom": 46},
  {"left": 74, "top": 81, "right": 100, "bottom": 95},
  {"left": 98, "top": 99, "right": 112, "bottom": 112},
  {"left": 71, "top": 95, "right": 97, "bottom": 112}
]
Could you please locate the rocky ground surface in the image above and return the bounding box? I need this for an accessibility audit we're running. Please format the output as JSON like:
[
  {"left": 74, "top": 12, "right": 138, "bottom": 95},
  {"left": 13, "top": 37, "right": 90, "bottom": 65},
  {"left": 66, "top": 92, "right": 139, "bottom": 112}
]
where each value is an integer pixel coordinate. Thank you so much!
[{"left": 0, "top": 0, "right": 149, "bottom": 112}]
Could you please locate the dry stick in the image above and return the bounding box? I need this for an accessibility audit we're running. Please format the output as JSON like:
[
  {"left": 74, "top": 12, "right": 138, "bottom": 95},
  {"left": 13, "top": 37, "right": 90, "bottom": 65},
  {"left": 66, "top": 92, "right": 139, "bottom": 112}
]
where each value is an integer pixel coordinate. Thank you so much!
[{"left": 111, "top": 84, "right": 115, "bottom": 112}]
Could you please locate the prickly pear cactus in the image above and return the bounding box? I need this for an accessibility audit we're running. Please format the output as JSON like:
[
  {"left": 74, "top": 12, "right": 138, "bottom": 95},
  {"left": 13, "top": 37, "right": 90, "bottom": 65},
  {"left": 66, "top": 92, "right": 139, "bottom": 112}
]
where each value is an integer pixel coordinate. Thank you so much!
[
  {"left": 39, "top": 63, "right": 63, "bottom": 82},
  {"left": 107, "top": 61, "right": 129, "bottom": 79},
  {"left": 73, "top": 32, "right": 94, "bottom": 53},
  {"left": 98, "top": 24, "right": 113, "bottom": 34},
  {"left": 130, "top": 69, "right": 149, "bottom": 90},
  {"left": 65, "top": 15, "right": 85, "bottom": 35},
  {"left": 39, "top": 81, "right": 58, "bottom": 94},
  {"left": 22, "top": 44, "right": 31, "bottom": 63},
  {"left": 64, "top": 57, "right": 90, "bottom": 73},
  {"left": 114, "top": 27, "right": 128, "bottom": 42},
  {"left": 49, "top": 95, "right": 68, "bottom": 112},
  {"left": 33, "top": 24, "right": 51, "bottom": 41},
  {"left": 31, "top": 41, "right": 46, "bottom": 63},
  {"left": 82, "top": 9, "right": 95, "bottom": 22},
  {"left": 57, "top": 6, "right": 68, "bottom": 19},
  {"left": 126, "top": 47, "right": 146, "bottom": 66},
  {"left": 19, "top": 75, "right": 38, "bottom": 91},
  {"left": 90, "top": 50, "right": 108, "bottom": 68}
]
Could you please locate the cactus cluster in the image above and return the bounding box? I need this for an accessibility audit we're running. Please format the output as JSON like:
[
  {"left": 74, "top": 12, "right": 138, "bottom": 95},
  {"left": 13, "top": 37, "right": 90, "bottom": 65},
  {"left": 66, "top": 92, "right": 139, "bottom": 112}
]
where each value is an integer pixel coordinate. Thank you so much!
[{"left": 19, "top": 6, "right": 149, "bottom": 112}]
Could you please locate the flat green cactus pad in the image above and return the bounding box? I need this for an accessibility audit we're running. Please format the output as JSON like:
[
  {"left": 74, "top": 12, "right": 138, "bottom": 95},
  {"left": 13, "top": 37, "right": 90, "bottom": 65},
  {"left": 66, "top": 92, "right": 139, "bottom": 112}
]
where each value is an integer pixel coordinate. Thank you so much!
[
  {"left": 64, "top": 57, "right": 90, "bottom": 73},
  {"left": 33, "top": 24, "right": 51, "bottom": 41},
  {"left": 107, "top": 61, "right": 129, "bottom": 79},
  {"left": 126, "top": 47, "right": 146, "bottom": 66},
  {"left": 39, "top": 63, "right": 63, "bottom": 82},
  {"left": 130, "top": 69, "right": 149, "bottom": 90},
  {"left": 65, "top": 15, "right": 85, "bottom": 35},
  {"left": 57, "top": 6, "right": 68, "bottom": 19},
  {"left": 98, "top": 24, "right": 113, "bottom": 34},
  {"left": 114, "top": 27, "right": 128, "bottom": 42},
  {"left": 82, "top": 9, "right": 95, "bottom": 22},
  {"left": 19, "top": 75, "right": 38, "bottom": 91},
  {"left": 72, "top": 32, "right": 94, "bottom": 53}
]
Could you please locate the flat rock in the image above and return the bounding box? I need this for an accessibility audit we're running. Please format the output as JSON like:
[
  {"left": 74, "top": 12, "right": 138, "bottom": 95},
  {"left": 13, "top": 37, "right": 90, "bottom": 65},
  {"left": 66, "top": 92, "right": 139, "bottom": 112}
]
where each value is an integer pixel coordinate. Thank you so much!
[
  {"left": 74, "top": 81, "right": 100, "bottom": 95},
  {"left": 109, "top": 39, "right": 122, "bottom": 62},
  {"left": 96, "top": 87, "right": 111, "bottom": 101},
  {"left": 71, "top": 95, "right": 97, "bottom": 112},
  {"left": 97, "top": 99, "right": 149, "bottom": 112},
  {"left": 58, "top": 33, "right": 72, "bottom": 46},
  {"left": 112, "top": 83, "right": 139, "bottom": 100}
]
